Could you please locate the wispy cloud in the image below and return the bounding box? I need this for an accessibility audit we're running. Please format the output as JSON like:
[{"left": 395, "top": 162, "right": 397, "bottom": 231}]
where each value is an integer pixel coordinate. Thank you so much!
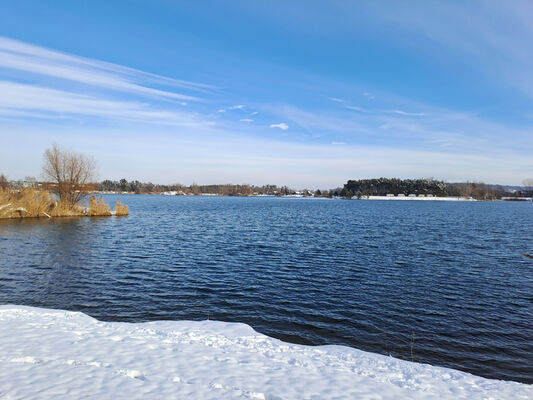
[
  {"left": 0, "top": 36, "right": 210, "bottom": 102},
  {"left": 264, "top": 101, "right": 533, "bottom": 158},
  {"left": 270, "top": 105, "right": 370, "bottom": 134},
  {"left": 345, "top": 105, "right": 369, "bottom": 113},
  {"left": 358, "top": 2, "right": 533, "bottom": 99},
  {"left": 0, "top": 80, "right": 213, "bottom": 128},
  {"left": 381, "top": 109, "right": 427, "bottom": 117},
  {"left": 270, "top": 122, "right": 289, "bottom": 130},
  {"left": 330, "top": 97, "right": 424, "bottom": 116},
  {"left": 1, "top": 34, "right": 532, "bottom": 186},
  {"left": 329, "top": 97, "right": 368, "bottom": 113},
  {"left": 217, "top": 104, "right": 246, "bottom": 113}
]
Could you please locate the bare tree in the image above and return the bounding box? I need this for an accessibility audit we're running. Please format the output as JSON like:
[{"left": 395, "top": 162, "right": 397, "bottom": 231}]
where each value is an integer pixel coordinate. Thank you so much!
[
  {"left": 42, "top": 144, "right": 96, "bottom": 205},
  {"left": 0, "top": 174, "right": 9, "bottom": 190},
  {"left": 457, "top": 182, "right": 472, "bottom": 198},
  {"left": 522, "top": 178, "right": 533, "bottom": 192}
]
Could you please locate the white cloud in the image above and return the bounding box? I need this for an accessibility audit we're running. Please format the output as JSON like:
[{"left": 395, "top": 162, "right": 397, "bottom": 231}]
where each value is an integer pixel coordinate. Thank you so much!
[
  {"left": 3, "top": 123, "right": 531, "bottom": 187},
  {"left": 329, "top": 97, "right": 368, "bottom": 112},
  {"left": 345, "top": 105, "right": 368, "bottom": 113},
  {"left": 240, "top": 118, "right": 253, "bottom": 122},
  {"left": 1, "top": 36, "right": 531, "bottom": 186},
  {"left": 270, "top": 122, "right": 289, "bottom": 130},
  {"left": 0, "top": 36, "right": 210, "bottom": 102},
  {"left": 0, "top": 81, "right": 213, "bottom": 128},
  {"left": 217, "top": 105, "right": 246, "bottom": 113},
  {"left": 360, "top": 2, "right": 533, "bottom": 99},
  {"left": 268, "top": 105, "right": 370, "bottom": 133},
  {"left": 382, "top": 109, "right": 427, "bottom": 117}
]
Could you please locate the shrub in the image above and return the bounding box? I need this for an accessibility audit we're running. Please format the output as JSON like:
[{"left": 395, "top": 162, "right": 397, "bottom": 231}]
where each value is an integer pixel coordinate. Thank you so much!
[
  {"left": 114, "top": 201, "right": 129, "bottom": 216},
  {"left": 0, "top": 188, "right": 56, "bottom": 218},
  {"left": 88, "top": 196, "right": 112, "bottom": 216},
  {"left": 1, "top": 188, "right": 127, "bottom": 219}
]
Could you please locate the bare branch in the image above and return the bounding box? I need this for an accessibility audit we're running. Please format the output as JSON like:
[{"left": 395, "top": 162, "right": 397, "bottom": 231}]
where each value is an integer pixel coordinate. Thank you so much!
[{"left": 42, "top": 144, "right": 96, "bottom": 205}]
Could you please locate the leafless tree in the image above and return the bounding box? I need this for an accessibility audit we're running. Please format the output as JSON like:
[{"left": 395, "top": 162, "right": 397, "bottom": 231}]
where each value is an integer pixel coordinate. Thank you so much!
[
  {"left": 0, "top": 174, "right": 9, "bottom": 190},
  {"left": 522, "top": 178, "right": 533, "bottom": 191},
  {"left": 457, "top": 182, "right": 472, "bottom": 198},
  {"left": 42, "top": 144, "right": 96, "bottom": 205}
]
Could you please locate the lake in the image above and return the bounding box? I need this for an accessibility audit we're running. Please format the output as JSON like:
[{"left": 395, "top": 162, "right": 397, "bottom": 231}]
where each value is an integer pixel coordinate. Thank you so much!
[{"left": 1, "top": 195, "right": 532, "bottom": 383}]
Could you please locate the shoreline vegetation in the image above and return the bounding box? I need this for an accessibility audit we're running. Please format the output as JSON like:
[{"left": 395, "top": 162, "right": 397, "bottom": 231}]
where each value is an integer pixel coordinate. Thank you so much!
[
  {"left": 0, "top": 145, "right": 129, "bottom": 220},
  {"left": 88, "top": 177, "right": 532, "bottom": 201},
  {"left": 0, "top": 188, "right": 129, "bottom": 219},
  {"left": 3, "top": 176, "right": 533, "bottom": 203}
]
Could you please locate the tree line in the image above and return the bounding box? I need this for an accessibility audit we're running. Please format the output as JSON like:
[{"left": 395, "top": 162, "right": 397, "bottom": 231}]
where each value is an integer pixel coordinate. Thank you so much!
[
  {"left": 97, "top": 179, "right": 303, "bottom": 196},
  {"left": 341, "top": 178, "right": 449, "bottom": 198},
  {"left": 339, "top": 178, "right": 533, "bottom": 200},
  {"left": 4, "top": 160, "right": 533, "bottom": 201}
]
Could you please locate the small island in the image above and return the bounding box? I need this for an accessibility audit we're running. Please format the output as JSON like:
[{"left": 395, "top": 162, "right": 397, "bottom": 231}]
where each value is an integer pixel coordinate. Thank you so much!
[{"left": 0, "top": 145, "right": 128, "bottom": 219}]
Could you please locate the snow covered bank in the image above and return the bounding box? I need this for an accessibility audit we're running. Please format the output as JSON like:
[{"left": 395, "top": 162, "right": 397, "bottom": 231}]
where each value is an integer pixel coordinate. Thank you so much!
[
  {"left": 359, "top": 196, "right": 476, "bottom": 201},
  {"left": 0, "top": 306, "right": 531, "bottom": 399}
]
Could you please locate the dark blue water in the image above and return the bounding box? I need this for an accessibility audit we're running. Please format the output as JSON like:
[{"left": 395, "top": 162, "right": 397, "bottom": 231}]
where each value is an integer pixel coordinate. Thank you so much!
[{"left": 1, "top": 195, "right": 532, "bottom": 383}]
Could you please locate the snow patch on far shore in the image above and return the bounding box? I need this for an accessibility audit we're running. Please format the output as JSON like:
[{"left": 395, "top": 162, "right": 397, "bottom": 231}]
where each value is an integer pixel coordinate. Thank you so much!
[
  {"left": 359, "top": 196, "right": 476, "bottom": 201},
  {"left": 0, "top": 305, "right": 531, "bottom": 399}
]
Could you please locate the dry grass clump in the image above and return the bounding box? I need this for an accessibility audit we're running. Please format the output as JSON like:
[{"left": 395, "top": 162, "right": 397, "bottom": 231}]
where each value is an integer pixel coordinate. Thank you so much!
[
  {"left": 0, "top": 188, "right": 126, "bottom": 219},
  {"left": 88, "top": 196, "right": 112, "bottom": 216},
  {"left": 114, "top": 201, "right": 129, "bottom": 216},
  {"left": 0, "top": 188, "right": 56, "bottom": 218}
]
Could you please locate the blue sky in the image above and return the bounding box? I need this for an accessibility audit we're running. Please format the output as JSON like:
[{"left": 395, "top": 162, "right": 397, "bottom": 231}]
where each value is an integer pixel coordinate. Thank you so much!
[{"left": 1, "top": 1, "right": 532, "bottom": 187}]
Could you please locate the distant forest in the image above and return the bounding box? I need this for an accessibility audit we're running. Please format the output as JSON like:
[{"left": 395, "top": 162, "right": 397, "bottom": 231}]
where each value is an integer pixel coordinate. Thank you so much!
[
  {"left": 90, "top": 178, "right": 533, "bottom": 199},
  {"left": 5, "top": 175, "right": 532, "bottom": 200},
  {"left": 98, "top": 179, "right": 301, "bottom": 196},
  {"left": 340, "top": 178, "right": 530, "bottom": 200},
  {"left": 342, "top": 178, "right": 448, "bottom": 197}
]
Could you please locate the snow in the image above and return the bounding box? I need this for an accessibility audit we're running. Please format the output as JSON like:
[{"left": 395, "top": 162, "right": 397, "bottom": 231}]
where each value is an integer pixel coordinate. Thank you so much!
[
  {"left": 0, "top": 305, "right": 531, "bottom": 399},
  {"left": 359, "top": 196, "right": 476, "bottom": 201}
]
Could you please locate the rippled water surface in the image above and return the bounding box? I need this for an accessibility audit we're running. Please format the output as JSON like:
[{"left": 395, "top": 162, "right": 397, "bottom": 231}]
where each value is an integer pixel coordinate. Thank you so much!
[{"left": 1, "top": 195, "right": 532, "bottom": 383}]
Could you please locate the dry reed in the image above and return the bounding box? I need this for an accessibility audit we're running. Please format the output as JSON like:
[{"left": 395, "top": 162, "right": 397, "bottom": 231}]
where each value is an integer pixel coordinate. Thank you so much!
[
  {"left": 114, "top": 201, "right": 129, "bottom": 216},
  {"left": 88, "top": 196, "right": 112, "bottom": 216},
  {"left": 0, "top": 188, "right": 126, "bottom": 219},
  {"left": 0, "top": 188, "right": 55, "bottom": 218}
]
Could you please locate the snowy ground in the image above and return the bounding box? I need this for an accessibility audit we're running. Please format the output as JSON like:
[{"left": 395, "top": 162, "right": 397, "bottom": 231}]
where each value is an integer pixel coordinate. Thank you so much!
[
  {"left": 359, "top": 196, "right": 476, "bottom": 201},
  {"left": 0, "top": 306, "right": 531, "bottom": 399}
]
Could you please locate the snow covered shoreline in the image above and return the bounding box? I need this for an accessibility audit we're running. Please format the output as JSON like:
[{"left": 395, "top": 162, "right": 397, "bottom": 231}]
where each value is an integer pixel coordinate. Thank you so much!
[
  {"left": 359, "top": 196, "right": 476, "bottom": 201},
  {"left": 0, "top": 305, "right": 531, "bottom": 399}
]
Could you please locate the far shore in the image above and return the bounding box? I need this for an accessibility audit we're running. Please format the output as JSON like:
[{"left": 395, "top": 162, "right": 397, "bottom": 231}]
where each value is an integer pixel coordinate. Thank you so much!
[
  {"left": 359, "top": 195, "right": 477, "bottom": 201},
  {"left": 92, "top": 192, "right": 492, "bottom": 201}
]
